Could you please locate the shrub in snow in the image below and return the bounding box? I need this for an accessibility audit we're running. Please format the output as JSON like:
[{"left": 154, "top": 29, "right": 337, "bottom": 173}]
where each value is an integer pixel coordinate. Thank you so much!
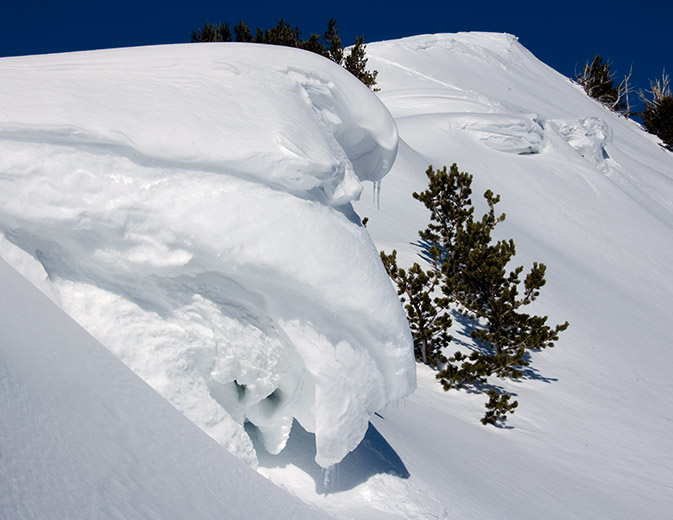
[
  {"left": 382, "top": 164, "right": 569, "bottom": 425},
  {"left": 640, "top": 71, "right": 673, "bottom": 151},
  {"left": 576, "top": 55, "right": 632, "bottom": 115},
  {"left": 191, "top": 18, "right": 378, "bottom": 89},
  {"left": 482, "top": 388, "right": 519, "bottom": 425}
]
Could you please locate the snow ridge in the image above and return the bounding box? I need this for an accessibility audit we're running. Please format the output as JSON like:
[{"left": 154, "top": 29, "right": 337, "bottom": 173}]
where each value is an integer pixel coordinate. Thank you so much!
[{"left": 0, "top": 43, "right": 414, "bottom": 468}]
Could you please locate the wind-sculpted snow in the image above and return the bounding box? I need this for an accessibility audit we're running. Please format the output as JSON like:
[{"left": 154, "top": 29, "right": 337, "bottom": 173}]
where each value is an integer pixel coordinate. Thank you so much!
[
  {"left": 548, "top": 117, "right": 615, "bottom": 173},
  {"left": 0, "top": 44, "right": 413, "bottom": 468},
  {"left": 6, "top": 32, "right": 673, "bottom": 520},
  {"left": 0, "top": 44, "right": 397, "bottom": 205},
  {"left": 397, "top": 112, "right": 546, "bottom": 155},
  {"left": 0, "top": 258, "right": 335, "bottom": 520}
]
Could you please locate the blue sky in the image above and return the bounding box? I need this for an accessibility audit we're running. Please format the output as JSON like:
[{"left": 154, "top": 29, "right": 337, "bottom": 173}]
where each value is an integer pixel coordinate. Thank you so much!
[{"left": 1, "top": 1, "right": 671, "bottom": 108}]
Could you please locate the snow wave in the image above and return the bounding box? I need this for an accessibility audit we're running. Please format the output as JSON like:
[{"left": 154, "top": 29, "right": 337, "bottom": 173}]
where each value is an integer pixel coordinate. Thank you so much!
[
  {"left": 0, "top": 44, "right": 414, "bottom": 467},
  {"left": 396, "top": 112, "right": 546, "bottom": 154}
]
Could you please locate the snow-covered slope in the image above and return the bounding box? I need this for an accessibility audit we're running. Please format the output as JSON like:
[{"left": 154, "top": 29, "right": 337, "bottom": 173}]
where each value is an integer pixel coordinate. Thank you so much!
[
  {"left": 347, "top": 32, "right": 673, "bottom": 519},
  {"left": 2, "top": 32, "right": 673, "bottom": 520},
  {"left": 0, "top": 257, "right": 333, "bottom": 519},
  {"left": 0, "top": 43, "right": 415, "bottom": 470}
]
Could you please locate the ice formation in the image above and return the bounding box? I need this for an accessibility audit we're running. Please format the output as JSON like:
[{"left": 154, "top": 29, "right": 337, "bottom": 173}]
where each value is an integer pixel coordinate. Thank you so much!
[{"left": 0, "top": 43, "right": 415, "bottom": 467}]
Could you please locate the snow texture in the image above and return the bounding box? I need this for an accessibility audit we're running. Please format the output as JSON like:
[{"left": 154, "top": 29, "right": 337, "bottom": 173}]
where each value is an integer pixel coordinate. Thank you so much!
[
  {"left": 3, "top": 31, "right": 673, "bottom": 520},
  {"left": 347, "top": 32, "right": 673, "bottom": 520},
  {"left": 0, "top": 258, "right": 334, "bottom": 519},
  {"left": 0, "top": 43, "right": 414, "bottom": 469}
]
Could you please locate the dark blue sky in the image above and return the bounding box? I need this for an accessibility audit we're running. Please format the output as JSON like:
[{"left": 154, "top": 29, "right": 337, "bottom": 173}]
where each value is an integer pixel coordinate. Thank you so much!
[{"left": 1, "top": 1, "right": 671, "bottom": 107}]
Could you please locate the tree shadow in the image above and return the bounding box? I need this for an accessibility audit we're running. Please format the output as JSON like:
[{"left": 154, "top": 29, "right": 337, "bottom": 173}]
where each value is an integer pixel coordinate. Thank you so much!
[
  {"left": 411, "top": 239, "right": 444, "bottom": 265},
  {"left": 450, "top": 309, "right": 483, "bottom": 350},
  {"left": 450, "top": 310, "right": 558, "bottom": 384},
  {"left": 517, "top": 364, "right": 558, "bottom": 383},
  {"left": 246, "top": 419, "right": 409, "bottom": 495},
  {"left": 409, "top": 234, "right": 558, "bottom": 429}
]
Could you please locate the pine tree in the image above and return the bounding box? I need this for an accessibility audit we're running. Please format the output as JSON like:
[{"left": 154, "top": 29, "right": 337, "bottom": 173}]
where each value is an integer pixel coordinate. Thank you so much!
[
  {"left": 344, "top": 36, "right": 378, "bottom": 89},
  {"left": 576, "top": 55, "right": 627, "bottom": 112},
  {"left": 217, "top": 23, "right": 233, "bottom": 42},
  {"left": 412, "top": 164, "right": 474, "bottom": 287},
  {"left": 191, "top": 22, "right": 232, "bottom": 43},
  {"left": 380, "top": 250, "right": 452, "bottom": 367},
  {"left": 253, "top": 27, "right": 265, "bottom": 44},
  {"left": 301, "top": 34, "right": 329, "bottom": 58},
  {"left": 261, "top": 19, "right": 301, "bottom": 47},
  {"left": 324, "top": 18, "right": 344, "bottom": 65},
  {"left": 234, "top": 21, "right": 252, "bottom": 42},
  {"left": 191, "top": 22, "right": 217, "bottom": 43},
  {"left": 381, "top": 163, "right": 568, "bottom": 425}
]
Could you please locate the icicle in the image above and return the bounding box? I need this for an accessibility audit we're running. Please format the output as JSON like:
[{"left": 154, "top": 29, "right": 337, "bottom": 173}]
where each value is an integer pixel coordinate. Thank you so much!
[
  {"left": 322, "top": 464, "right": 338, "bottom": 491},
  {"left": 373, "top": 179, "right": 382, "bottom": 210}
]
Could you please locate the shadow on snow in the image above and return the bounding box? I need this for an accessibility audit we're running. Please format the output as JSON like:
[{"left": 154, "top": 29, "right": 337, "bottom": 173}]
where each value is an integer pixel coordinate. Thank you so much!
[{"left": 246, "top": 419, "right": 409, "bottom": 494}]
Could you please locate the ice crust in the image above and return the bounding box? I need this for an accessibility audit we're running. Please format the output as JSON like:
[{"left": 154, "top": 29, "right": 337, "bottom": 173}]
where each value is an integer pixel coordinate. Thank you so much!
[{"left": 0, "top": 43, "right": 414, "bottom": 467}]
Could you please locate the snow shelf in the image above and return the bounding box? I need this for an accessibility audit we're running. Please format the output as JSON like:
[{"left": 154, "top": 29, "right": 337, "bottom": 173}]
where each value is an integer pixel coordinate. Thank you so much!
[{"left": 0, "top": 43, "right": 415, "bottom": 468}]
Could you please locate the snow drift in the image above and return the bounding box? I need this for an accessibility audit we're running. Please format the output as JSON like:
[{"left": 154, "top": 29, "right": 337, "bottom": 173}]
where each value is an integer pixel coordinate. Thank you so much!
[
  {"left": 4, "top": 31, "right": 673, "bottom": 520},
  {"left": 0, "top": 43, "right": 415, "bottom": 468},
  {"left": 0, "top": 258, "right": 334, "bottom": 520}
]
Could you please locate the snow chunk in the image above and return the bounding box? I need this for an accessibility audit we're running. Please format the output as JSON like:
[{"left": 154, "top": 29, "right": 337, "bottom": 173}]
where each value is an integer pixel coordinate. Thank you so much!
[
  {"left": 0, "top": 44, "right": 413, "bottom": 468},
  {"left": 549, "top": 117, "right": 615, "bottom": 173},
  {"left": 441, "top": 112, "right": 545, "bottom": 154}
]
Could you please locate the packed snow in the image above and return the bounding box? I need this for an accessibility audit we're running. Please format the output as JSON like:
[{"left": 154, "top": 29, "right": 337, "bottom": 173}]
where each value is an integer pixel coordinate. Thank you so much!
[
  {"left": 2, "top": 31, "right": 673, "bottom": 520},
  {"left": 0, "top": 43, "right": 414, "bottom": 470},
  {"left": 348, "top": 32, "right": 673, "bottom": 519},
  {"left": 0, "top": 257, "right": 334, "bottom": 519}
]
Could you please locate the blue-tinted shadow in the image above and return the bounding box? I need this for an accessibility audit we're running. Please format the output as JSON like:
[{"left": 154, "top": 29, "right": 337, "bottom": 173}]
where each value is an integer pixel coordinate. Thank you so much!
[{"left": 246, "top": 419, "right": 409, "bottom": 494}]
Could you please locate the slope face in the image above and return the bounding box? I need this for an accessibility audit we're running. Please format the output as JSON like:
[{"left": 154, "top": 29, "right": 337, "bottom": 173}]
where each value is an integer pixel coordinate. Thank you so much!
[
  {"left": 0, "top": 258, "right": 334, "bottom": 520},
  {"left": 5, "top": 33, "right": 673, "bottom": 520},
  {"left": 0, "top": 43, "right": 414, "bottom": 468},
  {"left": 346, "top": 32, "right": 673, "bottom": 519}
]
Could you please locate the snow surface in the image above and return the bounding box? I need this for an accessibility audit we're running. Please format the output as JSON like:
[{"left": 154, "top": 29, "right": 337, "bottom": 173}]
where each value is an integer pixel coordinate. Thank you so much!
[
  {"left": 0, "top": 257, "right": 334, "bottom": 519},
  {"left": 3, "top": 32, "right": 673, "bottom": 520},
  {"left": 346, "top": 32, "right": 673, "bottom": 519},
  {"left": 0, "top": 43, "right": 414, "bottom": 470}
]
